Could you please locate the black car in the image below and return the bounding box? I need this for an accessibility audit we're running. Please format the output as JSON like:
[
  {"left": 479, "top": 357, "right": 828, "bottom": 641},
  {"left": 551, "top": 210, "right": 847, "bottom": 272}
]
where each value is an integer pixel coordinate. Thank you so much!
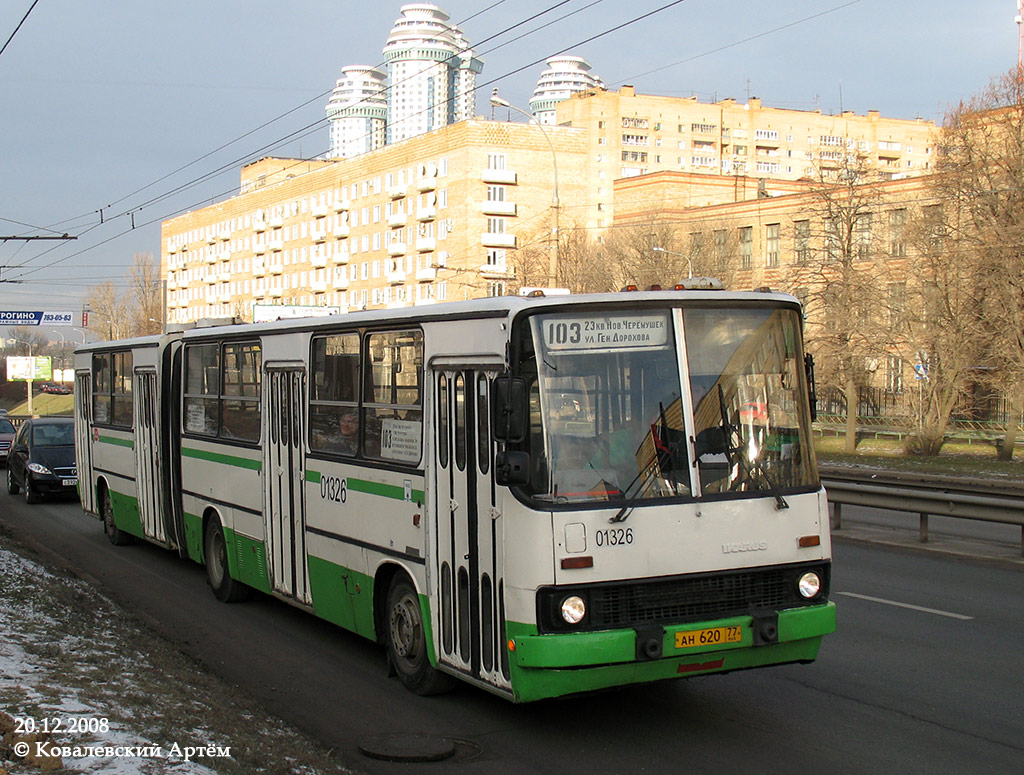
[{"left": 6, "top": 416, "right": 78, "bottom": 503}]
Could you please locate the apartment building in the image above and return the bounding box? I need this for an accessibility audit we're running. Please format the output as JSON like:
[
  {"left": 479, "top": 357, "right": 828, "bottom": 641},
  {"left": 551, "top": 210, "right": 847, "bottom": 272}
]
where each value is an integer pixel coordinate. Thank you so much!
[
  {"left": 162, "top": 120, "right": 586, "bottom": 325},
  {"left": 557, "top": 85, "right": 937, "bottom": 229}
]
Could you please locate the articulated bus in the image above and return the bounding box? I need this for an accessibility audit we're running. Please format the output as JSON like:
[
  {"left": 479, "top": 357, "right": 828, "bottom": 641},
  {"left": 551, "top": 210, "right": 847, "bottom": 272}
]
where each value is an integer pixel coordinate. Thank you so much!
[{"left": 73, "top": 290, "right": 835, "bottom": 702}]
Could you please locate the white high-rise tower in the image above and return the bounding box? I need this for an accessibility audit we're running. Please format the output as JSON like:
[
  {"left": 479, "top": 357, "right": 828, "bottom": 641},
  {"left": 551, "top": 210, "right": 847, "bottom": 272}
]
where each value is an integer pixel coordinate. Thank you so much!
[
  {"left": 325, "top": 65, "right": 388, "bottom": 159},
  {"left": 530, "top": 56, "right": 605, "bottom": 125},
  {"left": 381, "top": 4, "right": 483, "bottom": 144}
]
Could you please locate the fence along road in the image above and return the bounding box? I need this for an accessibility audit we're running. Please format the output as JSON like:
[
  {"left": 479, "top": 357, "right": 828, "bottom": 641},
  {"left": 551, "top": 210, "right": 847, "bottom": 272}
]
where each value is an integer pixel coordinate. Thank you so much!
[{"left": 821, "top": 465, "right": 1024, "bottom": 557}]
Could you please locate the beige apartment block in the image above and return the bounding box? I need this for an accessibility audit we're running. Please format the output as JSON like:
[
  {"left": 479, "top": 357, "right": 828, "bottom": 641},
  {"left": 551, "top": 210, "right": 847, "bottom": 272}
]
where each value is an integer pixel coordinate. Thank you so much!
[
  {"left": 556, "top": 85, "right": 937, "bottom": 229},
  {"left": 162, "top": 119, "right": 586, "bottom": 325}
]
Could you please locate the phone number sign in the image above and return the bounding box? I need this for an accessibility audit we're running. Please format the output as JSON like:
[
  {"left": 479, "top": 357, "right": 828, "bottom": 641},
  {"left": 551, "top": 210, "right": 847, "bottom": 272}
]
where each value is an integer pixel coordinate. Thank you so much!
[{"left": 0, "top": 310, "right": 74, "bottom": 326}]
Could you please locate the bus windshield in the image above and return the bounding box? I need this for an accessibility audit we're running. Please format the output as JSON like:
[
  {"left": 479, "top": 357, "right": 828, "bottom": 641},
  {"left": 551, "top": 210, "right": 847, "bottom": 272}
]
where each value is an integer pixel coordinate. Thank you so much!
[{"left": 517, "top": 305, "right": 817, "bottom": 505}]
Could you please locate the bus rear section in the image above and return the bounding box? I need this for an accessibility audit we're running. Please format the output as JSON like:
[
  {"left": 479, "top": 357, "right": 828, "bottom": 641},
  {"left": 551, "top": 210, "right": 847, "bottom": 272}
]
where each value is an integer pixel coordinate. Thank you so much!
[{"left": 475, "top": 295, "right": 835, "bottom": 702}]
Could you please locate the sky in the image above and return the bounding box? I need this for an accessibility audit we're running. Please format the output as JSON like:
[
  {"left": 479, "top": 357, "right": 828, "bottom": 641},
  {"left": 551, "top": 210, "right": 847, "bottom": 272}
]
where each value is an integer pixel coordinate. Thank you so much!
[{"left": 0, "top": 0, "right": 1016, "bottom": 342}]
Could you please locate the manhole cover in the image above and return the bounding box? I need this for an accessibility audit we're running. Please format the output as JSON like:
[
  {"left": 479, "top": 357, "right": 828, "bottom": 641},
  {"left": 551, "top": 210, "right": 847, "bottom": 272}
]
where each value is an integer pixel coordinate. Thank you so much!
[{"left": 358, "top": 734, "right": 457, "bottom": 763}]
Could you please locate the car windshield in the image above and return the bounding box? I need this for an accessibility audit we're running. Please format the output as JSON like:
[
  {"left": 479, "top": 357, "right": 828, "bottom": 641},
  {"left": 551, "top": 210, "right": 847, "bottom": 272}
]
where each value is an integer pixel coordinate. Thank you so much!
[
  {"left": 0, "top": 419, "right": 15, "bottom": 434},
  {"left": 514, "top": 304, "right": 817, "bottom": 506},
  {"left": 31, "top": 423, "right": 75, "bottom": 447}
]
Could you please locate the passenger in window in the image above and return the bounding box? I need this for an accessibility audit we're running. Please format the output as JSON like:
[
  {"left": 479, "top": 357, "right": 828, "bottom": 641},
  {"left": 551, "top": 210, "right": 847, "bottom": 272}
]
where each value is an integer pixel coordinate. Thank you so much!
[{"left": 335, "top": 410, "right": 358, "bottom": 456}]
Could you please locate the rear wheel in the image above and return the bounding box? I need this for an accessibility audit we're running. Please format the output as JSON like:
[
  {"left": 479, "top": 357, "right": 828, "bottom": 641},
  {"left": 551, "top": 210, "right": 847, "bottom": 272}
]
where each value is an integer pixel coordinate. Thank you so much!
[
  {"left": 7, "top": 466, "right": 19, "bottom": 495},
  {"left": 204, "top": 518, "right": 249, "bottom": 603},
  {"left": 385, "top": 575, "right": 456, "bottom": 696},
  {"left": 101, "top": 487, "right": 132, "bottom": 546}
]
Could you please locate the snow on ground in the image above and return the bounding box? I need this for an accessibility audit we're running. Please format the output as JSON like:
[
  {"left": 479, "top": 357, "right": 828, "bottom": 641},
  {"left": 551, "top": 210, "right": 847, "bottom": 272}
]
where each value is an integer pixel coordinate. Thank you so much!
[{"left": 0, "top": 537, "right": 351, "bottom": 774}]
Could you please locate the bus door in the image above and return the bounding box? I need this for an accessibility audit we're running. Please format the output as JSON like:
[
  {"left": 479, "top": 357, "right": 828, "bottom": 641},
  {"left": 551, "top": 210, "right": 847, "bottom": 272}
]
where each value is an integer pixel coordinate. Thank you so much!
[
  {"left": 133, "top": 368, "right": 165, "bottom": 543},
  {"left": 432, "top": 366, "right": 510, "bottom": 690},
  {"left": 262, "top": 365, "right": 312, "bottom": 605},
  {"left": 74, "top": 370, "right": 95, "bottom": 515}
]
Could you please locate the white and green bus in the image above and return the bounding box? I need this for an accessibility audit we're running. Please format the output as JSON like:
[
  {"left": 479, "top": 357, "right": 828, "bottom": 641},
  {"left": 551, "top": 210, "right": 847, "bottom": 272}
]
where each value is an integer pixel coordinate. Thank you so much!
[{"left": 74, "top": 290, "right": 835, "bottom": 702}]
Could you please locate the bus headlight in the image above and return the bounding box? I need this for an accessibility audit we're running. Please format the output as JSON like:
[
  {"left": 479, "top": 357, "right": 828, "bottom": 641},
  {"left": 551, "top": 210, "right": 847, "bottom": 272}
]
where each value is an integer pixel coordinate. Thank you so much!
[
  {"left": 560, "top": 595, "right": 586, "bottom": 624},
  {"left": 797, "top": 571, "right": 822, "bottom": 599}
]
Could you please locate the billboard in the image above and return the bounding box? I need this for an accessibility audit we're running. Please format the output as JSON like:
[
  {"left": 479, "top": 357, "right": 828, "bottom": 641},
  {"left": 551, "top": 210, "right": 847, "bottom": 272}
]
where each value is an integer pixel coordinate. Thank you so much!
[
  {"left": 0, "top": 311, "right": 74, "bottom": 327},
  {"left": 6, "top": 356, "right": 53, "bottom": 381}
]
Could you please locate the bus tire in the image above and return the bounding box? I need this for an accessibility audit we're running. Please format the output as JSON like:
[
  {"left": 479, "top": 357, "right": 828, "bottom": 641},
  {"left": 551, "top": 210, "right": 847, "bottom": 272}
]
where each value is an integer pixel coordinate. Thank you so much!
[
  {"left": 101, "top": 486, "right": 132, "bottom": 546},
  {"left": 385, "top": 575, "right": 456, "bottom": 696},
  {"left": 204, "top": 518, "right": 249, "bottom": 603}
]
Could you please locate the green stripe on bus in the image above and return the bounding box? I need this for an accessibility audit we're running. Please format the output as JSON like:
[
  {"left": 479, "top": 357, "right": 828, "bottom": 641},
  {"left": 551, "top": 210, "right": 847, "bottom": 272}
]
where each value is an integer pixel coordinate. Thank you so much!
[
  {"left": 305, "top": 469, "right": 423, "bottom": 503},
  {"left": 98, "top": 435, "right": 134, "bottom": 448},
  {"left": 182, "top": 446, "right": 262, "bottom": 471}
]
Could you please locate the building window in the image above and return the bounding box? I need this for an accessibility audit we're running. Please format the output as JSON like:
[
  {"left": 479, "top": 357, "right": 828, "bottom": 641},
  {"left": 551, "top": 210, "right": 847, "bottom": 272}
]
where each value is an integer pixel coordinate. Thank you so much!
[
  {"left": 885, "top": 355, "right": 903, "bottom": 394},
  {"left": 487, "top": 153, "right": 506, "bottom": 170},
  {"left": 487, "top": 218, "right": 506, "bottom": 234},
  {"left": 855, "top": 212, "right": 873, "bottom": 260},
  {"left": 739, "top": 226, "right": 752, "bottom": 270},
  {"left": 794, "top": 219, "right": 811, "bottom": 264},
  {"left": 486, "top": 248, "right": 506, "bottom": 267},
  {"left": 765, "top": 223, "right": 780, "bottom": 267},
  {"left": 487, "top": 282, "right": 506, "bottom": 297},
  {"left": 889, "top": 209, "right": 907, "bottom": 257},
  {"left": 487, "top": 185, "right": 506, "bottom": 202}
]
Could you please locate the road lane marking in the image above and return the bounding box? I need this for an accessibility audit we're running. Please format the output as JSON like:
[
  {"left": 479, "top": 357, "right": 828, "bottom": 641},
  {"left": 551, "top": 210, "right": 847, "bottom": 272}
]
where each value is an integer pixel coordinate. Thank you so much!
[{"left": 836, "top": 592, "right": 973, "bottom": 620}]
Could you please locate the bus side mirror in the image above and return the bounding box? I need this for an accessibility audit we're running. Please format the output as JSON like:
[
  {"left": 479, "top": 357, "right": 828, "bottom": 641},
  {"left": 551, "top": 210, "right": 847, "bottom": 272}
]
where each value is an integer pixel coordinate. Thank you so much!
[
  {"left": 495, "top": 451, "right": 531, "bottom": 486},
  {"left": 492, "top": 376, "right": 528, "bottom": 443}
]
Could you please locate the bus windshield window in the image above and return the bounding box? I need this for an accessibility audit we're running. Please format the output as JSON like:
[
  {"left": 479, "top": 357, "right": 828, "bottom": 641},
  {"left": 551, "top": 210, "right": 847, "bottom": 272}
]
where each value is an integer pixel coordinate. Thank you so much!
[
  {"left": 523, "top": 311, "right": 689, "bottom": 504},
  {"left": 684, "top": 307, "right": 817, "bottom": 496}
]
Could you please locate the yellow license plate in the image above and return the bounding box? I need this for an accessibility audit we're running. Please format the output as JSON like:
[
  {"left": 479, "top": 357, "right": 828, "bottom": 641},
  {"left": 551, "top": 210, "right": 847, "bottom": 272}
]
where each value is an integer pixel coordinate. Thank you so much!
[{"left": 674, "top": 625, "right": 743, "bottom": 649}]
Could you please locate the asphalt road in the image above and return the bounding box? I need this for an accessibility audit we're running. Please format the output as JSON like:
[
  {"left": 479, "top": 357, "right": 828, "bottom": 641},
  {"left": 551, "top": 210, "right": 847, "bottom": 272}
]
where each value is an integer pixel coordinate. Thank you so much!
[{"left": 1, "top": 493, "right": 1021, "bottom": 775}]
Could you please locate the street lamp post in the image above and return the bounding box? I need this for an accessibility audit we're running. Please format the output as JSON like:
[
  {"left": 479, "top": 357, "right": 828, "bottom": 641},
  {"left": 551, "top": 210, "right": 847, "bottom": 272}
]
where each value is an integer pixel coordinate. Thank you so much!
[
  {"left": 489, "top": 88, "right": 560, "bottom": 288},
  {"left": 652, "top": 246, "right": 693, "bottom": 279}
]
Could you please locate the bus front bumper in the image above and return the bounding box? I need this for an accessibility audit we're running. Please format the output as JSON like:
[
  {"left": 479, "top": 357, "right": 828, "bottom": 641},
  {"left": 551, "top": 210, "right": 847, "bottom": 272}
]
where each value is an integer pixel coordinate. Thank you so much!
[{"left": 505, "top": 602, "right": 836, "bottom": 702}]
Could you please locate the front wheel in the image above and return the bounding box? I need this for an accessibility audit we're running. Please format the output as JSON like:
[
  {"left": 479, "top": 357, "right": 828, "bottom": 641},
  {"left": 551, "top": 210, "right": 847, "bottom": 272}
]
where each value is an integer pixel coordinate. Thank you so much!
[
  {"left": 7, "top": 466, "right": 19, "bottom": 495},
  {"left": 102, "top": 487, "right": 132, "bottom": 545},
  {"left": 385, "top": 575, "right": 456, "bottom": 696},
  {"left": 204, "top": 518, "right": 249, "bottom": 603}
]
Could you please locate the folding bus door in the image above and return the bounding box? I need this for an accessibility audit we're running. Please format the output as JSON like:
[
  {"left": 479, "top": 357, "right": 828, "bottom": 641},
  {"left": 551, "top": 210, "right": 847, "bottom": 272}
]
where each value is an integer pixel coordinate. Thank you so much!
[
  {"left": 432, "top": 367, "right": 510, "bottom": 691},
  {"left": 133, "top": 368, "right": 165, "bottom": 543},
  {"left": 262, "top": 366, "right": 311, "bottom": 605},
  {"left": 74, "top": 370, "right": 94, "bottom": 515}
]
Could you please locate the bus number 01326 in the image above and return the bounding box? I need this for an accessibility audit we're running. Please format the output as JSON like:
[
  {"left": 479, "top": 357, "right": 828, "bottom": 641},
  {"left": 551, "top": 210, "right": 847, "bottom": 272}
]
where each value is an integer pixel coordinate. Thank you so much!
[{"left": 320, "top": 475, "right": 347, "bottom": 503}]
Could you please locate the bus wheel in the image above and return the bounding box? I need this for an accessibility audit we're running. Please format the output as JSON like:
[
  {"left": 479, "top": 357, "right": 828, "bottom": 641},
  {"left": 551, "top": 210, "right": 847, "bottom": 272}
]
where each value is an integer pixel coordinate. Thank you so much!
[
  {"left": 385, "top": 575, "right": 456, "bottom": 696},
  {"left": 204, "top": 519, "right": 249, "bottom": 603},
  {"left": 101, "top": 487, "right": 132, "bottom": 546}
]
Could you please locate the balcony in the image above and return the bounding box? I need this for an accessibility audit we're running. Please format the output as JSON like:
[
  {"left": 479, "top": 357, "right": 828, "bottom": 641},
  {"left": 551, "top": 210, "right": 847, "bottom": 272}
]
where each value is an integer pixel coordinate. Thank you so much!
[
  {"left": 312, "top": 230, "right": 327, "bottom": 244},
  {"left": 269, "top": 287, "right": 284, "bottom": 298},
  {"left": 204, "top": 253, "right": 217, "bottom": 265},
  {"left": 482, "top": 233, "right": 516, "bottom": 249},
  {"left": 333, "top": 224, "right": 350, "bottom": 239},
  {"left": 333, "top": 199, "right": 350, "bottom": 212},
  {"left": 386, "top": 298, "right": 408, "bottom": 310},
  {"left": 388, "top": 184, "right": 407, "bottom": 199},
  {"left": 386, "top": 269, "right": 407, "bottom": 285},
  {"left": 387, "top": 211, "right": 407, "bottom": 227},
  {"left": 334, "top": 251, "right": 350, "bottom": 265},
  {"left": 269, "top": 263, "right": 284, "bottom": 275},
  {"left": 252, "top": 260, "right": 266, "bottom": 277},
  {"left": 387, "top": 241, "right": 407, "bottom": 257},
  {"left": 481, "top": 169, "right": 517, "bottom": 185},
  {"left": 416, "top": 237, "right": 436, "bottom": 253},
  {"left": 218, "top": 271, "right": 231, "bottom": 283},
  {"left": 206, "top": 235, "right": 217, "bottom": 245},
  {"left": 332, "top": 274, "right": 349, "bottom": 291},
  {"left": 416, "top": 267, "right": 437, "bottom": 283},
  {"left": 218, "top": 230, "right": 231, "bottom": 241},
  {"left": 204, "top": 274, "right": 217, "bottom": 285},
  {"left": 482, "top": 201, "right": 517, "bottom": 217},
  {"left": 311, "top": 280, "right": 328, "bottom": 294},
  {"left": 268, "top": 215, "right": 284, "bottom": 228},
  {"left": 414, "top": 297, "right": 437, "bottom": 306},
  {"left": 311, "top": 253, "right": 328, "bottom": 269},
  {"left": 268, "top": 238, "right": 284, "bottom": 252},
  {"left": 254, "top": 243, "right": 266, "bottom": 256},
  {"left": 311, "top": 203, "right": 328, "bottom": 218},
  {"left": 417, "top": 206, "right": 436, "bottom": 222},
  {"left": 253, "top": 220, "right": 267, "bottom": 233},
  {"left": 417, "top": 176, "right": 437, "bottom": 192}
]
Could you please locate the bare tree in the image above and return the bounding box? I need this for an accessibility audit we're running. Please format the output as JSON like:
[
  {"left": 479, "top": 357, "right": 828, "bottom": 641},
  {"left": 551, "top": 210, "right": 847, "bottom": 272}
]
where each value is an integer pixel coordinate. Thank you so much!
[
  {"left": 84, "top": 253, "right": 163, "bottom": 340},
  {"left": 795, "top": 153, "right": 890, "bottom": 452},
  {"left": 931, "top": 69, "right": 1024, "bottom": 459}
]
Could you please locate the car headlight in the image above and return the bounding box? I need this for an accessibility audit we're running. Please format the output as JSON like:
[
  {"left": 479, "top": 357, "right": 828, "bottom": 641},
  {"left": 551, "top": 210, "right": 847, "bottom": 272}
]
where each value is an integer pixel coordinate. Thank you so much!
[
  {"left": 27, "top": 462, "right": 52, "bottom": 476},
  {"left": 797, "top": 571, "right": 822, "bottom": 599},
  {"left": 560, "top": 595, "right": 586, "bottom": 625}
]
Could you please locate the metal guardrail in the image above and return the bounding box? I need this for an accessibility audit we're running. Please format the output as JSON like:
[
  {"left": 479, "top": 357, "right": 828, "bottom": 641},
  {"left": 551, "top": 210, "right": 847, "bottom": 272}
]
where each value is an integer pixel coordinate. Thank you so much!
[{"left": 821, "top": 467, "right": 1024, "bottom": 557}]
